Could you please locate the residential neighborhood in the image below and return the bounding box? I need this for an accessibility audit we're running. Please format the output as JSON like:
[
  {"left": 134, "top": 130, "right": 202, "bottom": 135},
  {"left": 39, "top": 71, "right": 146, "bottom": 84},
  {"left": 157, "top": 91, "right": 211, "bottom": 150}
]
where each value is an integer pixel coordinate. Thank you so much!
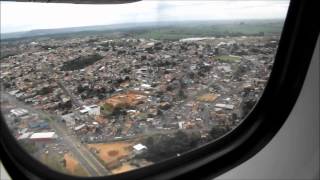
[{"left": 1, "top": 23, "right": 280, "bottom": 176}]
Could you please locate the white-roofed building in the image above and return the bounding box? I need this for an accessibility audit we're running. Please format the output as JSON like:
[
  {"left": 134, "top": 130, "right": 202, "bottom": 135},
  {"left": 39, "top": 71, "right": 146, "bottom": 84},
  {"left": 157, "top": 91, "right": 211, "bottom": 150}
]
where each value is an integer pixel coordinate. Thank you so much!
[
  {"left": 133, "top": 143, "right": 147, "bottom": 154},
  {"left": 8, "top": 90, "right": 20, "bottom": 95},
  {"left": 29, "top": 132, "right": 57, "bottom": 141},
  {"left": 74, "top": 124, "right": 86, "bottom": 131},
  {"left": 10, "top": 108, "right": 29, "bottom": 117},
  {"left": 79, "top": 105, "right": 100, "bottom": 116},
  {"left": 214, "top": 103, "right": 234, "bottom": 110}
]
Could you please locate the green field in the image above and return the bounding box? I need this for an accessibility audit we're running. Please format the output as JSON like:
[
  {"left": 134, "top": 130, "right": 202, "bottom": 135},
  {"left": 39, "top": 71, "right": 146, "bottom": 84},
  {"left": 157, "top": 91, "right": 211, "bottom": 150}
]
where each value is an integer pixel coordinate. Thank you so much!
[
  {"left": 1, "top": 20, "right": 284, "bottom": 42},
  {"left": 131, "top": 22, "right": 283, "bottom": 40},
  {"left": 214, "top": 55, "right": 241, "bottom": 63}
]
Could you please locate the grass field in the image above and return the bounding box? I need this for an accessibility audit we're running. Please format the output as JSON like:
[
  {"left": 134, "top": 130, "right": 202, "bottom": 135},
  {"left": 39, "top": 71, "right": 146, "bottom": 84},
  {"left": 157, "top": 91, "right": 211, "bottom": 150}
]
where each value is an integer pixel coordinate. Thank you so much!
[
  {"left": 130, "top": 21, "right": 283, "bottom": 40},
  {"left": 40, "top": 153, "right": 67, "bottom": 174},
  {"left": 214, "top": 55, "right": 241, "bottom": 63}
]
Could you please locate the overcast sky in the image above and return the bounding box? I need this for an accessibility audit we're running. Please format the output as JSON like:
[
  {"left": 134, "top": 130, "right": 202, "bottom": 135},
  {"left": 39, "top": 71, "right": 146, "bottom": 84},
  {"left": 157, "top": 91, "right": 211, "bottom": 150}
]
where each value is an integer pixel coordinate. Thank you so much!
[{"left": 0, "top": 1, "right": 289, "bottom": 33}]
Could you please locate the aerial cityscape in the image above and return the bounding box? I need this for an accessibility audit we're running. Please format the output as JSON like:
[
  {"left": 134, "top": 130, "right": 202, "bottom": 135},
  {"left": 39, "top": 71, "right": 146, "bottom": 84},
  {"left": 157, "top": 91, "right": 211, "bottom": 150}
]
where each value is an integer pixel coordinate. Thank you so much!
[{"left": 1, "top": 20, "right": 281, "bottom": 176}]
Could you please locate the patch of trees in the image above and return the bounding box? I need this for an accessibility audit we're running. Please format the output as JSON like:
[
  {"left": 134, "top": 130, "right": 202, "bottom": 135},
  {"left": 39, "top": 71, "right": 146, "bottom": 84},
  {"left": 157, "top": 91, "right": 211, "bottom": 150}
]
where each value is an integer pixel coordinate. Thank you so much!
[
  {"left": 39, "top": 45, "right": 58, "bottom": 50},
  {"left": 152, "top": 59, "right": 177, "bottom": 67},
  {"left": 0, "top": 79, "right": 14, "bottom": 89},
  {"left": 139, "top": 126, "right": 231, "bottom": 162},
  {"left": 0, "top": 51, "right": 17, "bottom": 59},
  {"left": 139, "top": 131, "right": 201, "bottom": 162},
  {"left": 232, "top": 62, "right": 252, "bottom": 80},
  {"left": 61, "top": 54, "right": 103, "bottom": 71},
  {"left": 42, "top": 154, "right": 67, "bottom": 174},
  {"left": 37, "top": 86, "right": 53, "bottom": 95},
  {"left": 208, "top": 126, "right": 231, "bottom": 140},
  {"left": 58, "top": 100, "right": 72, "bottom": 110},
  {"left": 77, "top": 85, "right": 113, "bottom": 100},
  {"left": 100, "top": 103, "right": 127, "bottom": 118},
  {"left": 19, "top": 140, "right": 38, "bottom": 154},
  {"left": 239, "top": 90, "right": 258, "bottom": 119}
]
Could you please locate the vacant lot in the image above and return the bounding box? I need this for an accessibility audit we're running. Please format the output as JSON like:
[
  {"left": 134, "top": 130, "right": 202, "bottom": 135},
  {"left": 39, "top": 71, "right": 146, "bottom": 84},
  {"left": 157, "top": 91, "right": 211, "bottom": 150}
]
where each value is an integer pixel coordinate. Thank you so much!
[
  {"left": 40, "top": 153, "right": 66, "bottom": 174},
  {"left": 87, "top": 142, "right": 133, "bottom": 164},
  {"left": 196, "top": 93, "right": 218, "bottom": 102},
  {"left": 101, "top": 91, "right": 147, "bottom": 108},
  {"left": 64, "top": 153, "right": 88, "bottom": 176},
  {"left": 111, "top": 162, "right": 136, "bottom": 174}
]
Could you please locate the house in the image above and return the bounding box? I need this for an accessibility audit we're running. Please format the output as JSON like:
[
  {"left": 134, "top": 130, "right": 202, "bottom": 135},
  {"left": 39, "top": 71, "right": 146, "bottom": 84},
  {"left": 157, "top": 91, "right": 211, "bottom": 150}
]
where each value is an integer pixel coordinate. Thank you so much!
[
  {"left": 74, "top": 124, "right": 87, "bottom": 134},
  {"left": 214, "top": 103, "right": 234, "bottom": 110},
  {"left": 133, "top": 143, "right": 147, "bottom": 154},
  {"left": 79, "top": 105, "right": 100, "bottom": 116},
  {"left": 62, "top": 113, "right": 76, "bottom": 128},
  {"left": 178, "top": 121, "right": 185, "bottom": 129}
]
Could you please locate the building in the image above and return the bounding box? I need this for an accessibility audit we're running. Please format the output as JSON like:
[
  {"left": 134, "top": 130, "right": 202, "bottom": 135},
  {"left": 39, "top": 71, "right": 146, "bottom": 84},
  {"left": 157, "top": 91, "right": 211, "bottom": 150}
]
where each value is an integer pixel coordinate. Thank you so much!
[
  {"left": 17, "top": 132, "right": 34, "bottom": 141},
  {"left": 79, "top": 105, "right": 100, "bottom": 116},
  {"left": 133, "top": 143, "right": 147, "bottom": 154},
  {"left": 62, "top": 113, "right": 76, "bottom": 128},
  {"left": 74, "top": 124, "right": 87, "bottom": 134},
  {"left": 29, "top": 132, "right": 57, "bottom": 142},
  {"left": 28, "top": 120, "right": 49, "bottom": 129},
  {"left": 29, "top": 132, "right": 57, "bottom": 148},
  {"left": 10, "top": 108, "right": 28, "bottom": 117}
]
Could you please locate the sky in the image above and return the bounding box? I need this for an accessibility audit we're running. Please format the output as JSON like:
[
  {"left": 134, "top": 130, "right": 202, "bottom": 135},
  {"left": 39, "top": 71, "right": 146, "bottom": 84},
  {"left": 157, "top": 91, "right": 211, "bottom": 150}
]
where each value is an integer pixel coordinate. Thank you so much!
[{"left": 0, "top": 0, "right": 289, "bottom": 33}]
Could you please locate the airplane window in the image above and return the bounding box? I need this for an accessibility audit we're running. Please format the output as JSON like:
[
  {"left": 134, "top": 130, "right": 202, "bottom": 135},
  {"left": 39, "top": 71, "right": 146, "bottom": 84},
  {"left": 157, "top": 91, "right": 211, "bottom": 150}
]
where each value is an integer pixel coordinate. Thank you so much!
[{"left": 0, "top": 0, "right": 290, "bottom": 177}]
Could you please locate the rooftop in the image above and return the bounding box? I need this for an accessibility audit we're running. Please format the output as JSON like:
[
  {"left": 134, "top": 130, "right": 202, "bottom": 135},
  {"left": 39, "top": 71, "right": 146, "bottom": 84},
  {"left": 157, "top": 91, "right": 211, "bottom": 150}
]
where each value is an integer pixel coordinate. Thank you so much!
[
  {"left": 29, "top": 132, "right": 57, "bottom": 139},
  {"left": 133, "top": 143, "right": 147, "bottom": 151}
]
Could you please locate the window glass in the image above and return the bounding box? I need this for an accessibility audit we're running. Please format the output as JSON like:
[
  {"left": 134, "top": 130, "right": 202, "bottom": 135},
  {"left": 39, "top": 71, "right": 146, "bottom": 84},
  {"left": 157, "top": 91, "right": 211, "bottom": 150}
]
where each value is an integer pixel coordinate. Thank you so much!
[{"left": 0, "top": 0, "right": 289, "bottom": 176}]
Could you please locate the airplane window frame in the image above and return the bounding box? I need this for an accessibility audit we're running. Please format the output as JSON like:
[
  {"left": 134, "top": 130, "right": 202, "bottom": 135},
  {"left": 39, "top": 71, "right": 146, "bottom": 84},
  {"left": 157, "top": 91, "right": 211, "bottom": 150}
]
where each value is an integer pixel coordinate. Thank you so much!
[{"left": 0, "top": 0, "right": 319, "bottom": 180}]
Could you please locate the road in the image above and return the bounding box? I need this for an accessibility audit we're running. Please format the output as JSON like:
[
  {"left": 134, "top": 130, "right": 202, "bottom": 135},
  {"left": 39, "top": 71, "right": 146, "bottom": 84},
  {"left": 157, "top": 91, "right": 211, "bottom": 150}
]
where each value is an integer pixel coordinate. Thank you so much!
[
  {"left": 0, "top": 92, "right": 111, "bottom": 176},
  {"left": 56, "top": 79, "right": 83, "bottom": 107},
  {"left": 51, "top": 70, "right": 95, "bottom": 122},
  {"left": 50, "top": 119, "right": 110, "bottom": 176}
]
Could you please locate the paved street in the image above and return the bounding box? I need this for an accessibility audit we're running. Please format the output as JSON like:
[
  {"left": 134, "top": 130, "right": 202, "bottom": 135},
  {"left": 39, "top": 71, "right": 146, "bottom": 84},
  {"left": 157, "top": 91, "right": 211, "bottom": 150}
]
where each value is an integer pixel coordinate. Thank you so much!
[{"left": 1, "top": 93, "right": 110, "bottom": 176}]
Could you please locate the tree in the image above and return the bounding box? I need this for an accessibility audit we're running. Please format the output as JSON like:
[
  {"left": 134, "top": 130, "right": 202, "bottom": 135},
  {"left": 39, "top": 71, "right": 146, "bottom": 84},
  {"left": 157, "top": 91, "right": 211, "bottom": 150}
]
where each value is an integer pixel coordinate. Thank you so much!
[
  {"left": 19, "top": 140, "right": 38, "bottom": 154},
  {"left": 209, "top": 126, "right": 230, "bottom": 140},
  {"left": 176, "top": 89, "right": 187, "bottom": 100},
  {"left": 100, "top": 103, "right": 114, "bottom": 116},
  {"left": 140, "top": 131, "right": 202, "bottom": 162}
]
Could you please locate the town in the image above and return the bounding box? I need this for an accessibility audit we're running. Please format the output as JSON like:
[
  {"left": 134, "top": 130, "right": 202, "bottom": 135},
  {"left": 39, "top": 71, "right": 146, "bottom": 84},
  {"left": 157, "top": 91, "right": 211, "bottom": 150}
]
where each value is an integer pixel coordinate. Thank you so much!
[{"left": 0, "top": 23, "right": 280, "bottom": 176}]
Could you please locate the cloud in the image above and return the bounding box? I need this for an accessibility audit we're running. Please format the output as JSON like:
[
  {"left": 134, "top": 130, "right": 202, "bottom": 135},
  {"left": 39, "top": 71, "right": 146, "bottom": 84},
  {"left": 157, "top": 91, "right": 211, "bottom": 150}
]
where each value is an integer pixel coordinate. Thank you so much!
[{"left": 0, "top": 1, "right": 289, "bottom": 33}]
